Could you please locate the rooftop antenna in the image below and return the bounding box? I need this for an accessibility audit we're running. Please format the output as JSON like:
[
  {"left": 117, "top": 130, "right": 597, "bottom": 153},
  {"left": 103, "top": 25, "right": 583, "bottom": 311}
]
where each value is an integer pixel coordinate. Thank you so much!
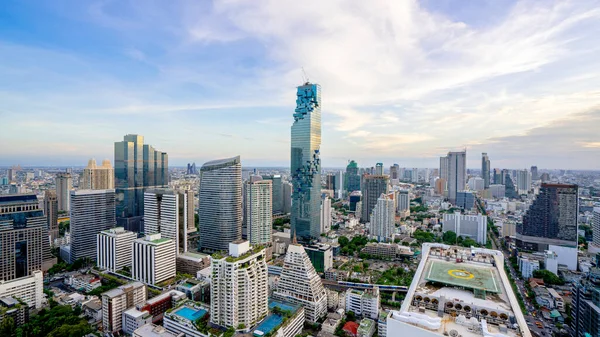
[{"left": 301, "top": 67, "right": 309, "bottom": 84}]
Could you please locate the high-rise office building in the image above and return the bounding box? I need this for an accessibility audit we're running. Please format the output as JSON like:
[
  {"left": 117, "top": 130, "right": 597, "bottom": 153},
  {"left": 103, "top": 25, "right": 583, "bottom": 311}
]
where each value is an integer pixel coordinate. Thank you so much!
[
  {"left": 530, "top": 166, "right": 539, "bottom": 181},
  {"left": 44, "top": 190, "right": 59, "bottom": 243},
  {"left": 370, "top": 194, "right": 395, "bottom": 242},
  {"left": 326, "top": 174, "right": 337, "bottom": 191},
  {"left": 456, "top": 191, "right": 476, "bottom": 210},
  {"left": 186, "top": 162, "right": 197, "bottom": 175},
  {"left": 397, "top": 190, "right": 410, "bottom": 213},
  {"left": 375, "top": 163, "right": 384, "bottom": 176},
  {"left": 81, "top": 158, "right": 114, "bottom": 190},
  {"left": 56, "top": 172, "right": 72, "bottom": 212},
  {"left": 144, "top": 188, "right": 194, "bottom": 254},
  {"left": 291, "top": 82, "right": 321, "bottom": 241},
  {"left": 132, "top": 234, "right": 176, "bottom": 285},
  {"left": 467, "top": 177, "right": 485, "bottom": 191},
  {"left": 97, "top": 227, "right": 137, "bottom": 273},
  {"left": 69, "top": 189, "right": 116, "bottom": 263},
  {"left": 439, "top": 156, "right": 449, "bottom": 183},
  {"left": 0, "top": 194, "right": 56, "bottom": 280},
  {"left": 320, "top": 194, "right": 332, "bottom": 234},
  {"left": 210, "top": 240, "right": 268, "bottom": 329},
  {"left": 346, "top": 160, "right": 361, "bottom": 193},
  {"left": 505, "top": 176, "right": 518, "bottom": 199},
  {"left": 361, "top": 175, "right": 390, "bottom": 223},
  {"left": 493, "top": 168, "right": 503, "bottom": 185},
  {"left": 481, "top": 153, "right": 490, "bottom": 189},
  {"left": 245, "top": 179, "right": 272, "bottom": 245},
  {"left": 516, "top": 183, "right": 578, "bottom": 251},
  {"left": 273, "top": 243, "right": 327, "bottom": 323},
  {"left": 198, "top": 156, "right": 242, "bottom": 252},
  {"left": 114, "top": 134, "right": 168, "bottom": 232},
  {"left": 283, "top": 181, "right": 292, "bottom": 214},
  {"left": 443, "top": 151, "right": 466, "bottom": 204},
  {"left": 102, "top": 282, "right": 147, "bottom": 333},
  {"left": 516, "top": 169, "right": 532, "bottom": 194},
  {"left": 262, "top": 175, "right": 283, "bottom": 214},
  {"left": 390, "top": 164, "right": 399, "bottom": 181},
  {"left": 489, "top": 184, "right": 506, "bottom": 199},
  {"left": 593, "top": 208, "right": 600, "bottom": 247},
  {"left": 7, "top": 169, "right": 15, "bottom": 183}
]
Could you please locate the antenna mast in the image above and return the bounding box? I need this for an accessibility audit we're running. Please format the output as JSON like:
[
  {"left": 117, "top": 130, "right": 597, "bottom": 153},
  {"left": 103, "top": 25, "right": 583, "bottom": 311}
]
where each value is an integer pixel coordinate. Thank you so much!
[{"left": 301, "top": 67, "right": 309, "bottom": 84}]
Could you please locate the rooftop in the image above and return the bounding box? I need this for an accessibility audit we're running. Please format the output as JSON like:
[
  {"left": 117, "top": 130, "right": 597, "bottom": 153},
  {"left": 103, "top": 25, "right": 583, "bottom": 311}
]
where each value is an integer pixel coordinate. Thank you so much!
[
  {"left": 133, "top": 323, "right": 181, "bottom": 337},
  {"left": 388, "top": 243, "right": 531, "bottom": 337}
]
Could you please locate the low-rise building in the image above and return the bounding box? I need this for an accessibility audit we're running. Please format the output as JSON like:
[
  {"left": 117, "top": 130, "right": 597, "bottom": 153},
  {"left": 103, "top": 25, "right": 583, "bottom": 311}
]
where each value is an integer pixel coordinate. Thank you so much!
[
  {"left": 361, "top": 243, "right": 398, "bottom": 260},
  {"left": 378, "top": 311, "right": 389, "bottom": 337},
  {"left": 547, "top": 288, "right": 564, "bottom": 312},
  {"left": 133, "top": 323, "right": 184, "bottom": 337},
  {"left": 305, "top": 244, "right": 333, "bottom": 273},
  {"left": 533, "top": 286, "right": 554, "bottom": 309},
  {"left": 253, "top": 300, "right": 305, "bottom": 337},
  {"left": 345, "top": 288, "right": 380, "bottom": 320},
  {"left": 123, "top": 307, "right": 152, "bottom": 335},
  {"left": 163, "top": 302, "right": 209, "bottom": 337},
  {"left": 324, "top": 269, "right": 350, "bottom": 282},
  {"left": 321, "top": 312, "right": 342, "bottom": 334},
  {"left": 0, "top": 270, "right": 43, "bottom": 309},
  {"left": 82, "top": 298, "right": 102, "bottom": 322},
  {"left": 65, "top": 273, "right": 101, "bottom": 293},
  {"left": 175, "top": 252, "right": 210, "bottom": 276},
  {"left": 102, "top": 282, "right": 147, "bottom": 334},
  {"left": 357, "top": 318, "right": 376, "bottom": 337},
  {"left": 0, "top": 297, "right": 29, "bottom": 328},
  {"left": 518, "top": 256, "right": 540, "bottom": 279},
  {"left": 138, "top": 290, "right": 186, "bottom": 324},
  {"left": 175, "top": 279, "right": 210, "bottom": 304}
]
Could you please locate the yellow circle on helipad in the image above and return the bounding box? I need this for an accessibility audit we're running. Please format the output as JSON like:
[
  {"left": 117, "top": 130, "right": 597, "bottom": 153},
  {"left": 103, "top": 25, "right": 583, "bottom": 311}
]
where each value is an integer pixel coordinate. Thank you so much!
[{"left": 448, "top": 269, "right": 475, "bottom": 279}]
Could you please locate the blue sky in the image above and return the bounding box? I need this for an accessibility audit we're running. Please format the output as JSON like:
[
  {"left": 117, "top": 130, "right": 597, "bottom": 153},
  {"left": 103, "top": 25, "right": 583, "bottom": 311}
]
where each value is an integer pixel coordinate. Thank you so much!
[{"left": 1, "top": 0, "right": 599, "bottom": 169}]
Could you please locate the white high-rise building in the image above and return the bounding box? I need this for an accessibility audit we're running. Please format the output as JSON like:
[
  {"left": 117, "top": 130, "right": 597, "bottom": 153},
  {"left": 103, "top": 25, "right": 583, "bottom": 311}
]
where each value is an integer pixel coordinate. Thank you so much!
[
  {"left": 544, "top": 250, "right": 559, "bottom": 275},
  {"left": 444, "top": 151, "right": 466, "bottom": 204},
  {"left": 335, "top": 170, "right": 344, "bottom": 199},
  {"left": 102, "top": 282, "right": 147, "bottom": 334},
  {"left": 411, "top": 168, "right": 419, "bottom": 183},
  {"left": 0, "top": 270, "right": 44, "bottom": 309},
  {"left": 593, "top": 207, "right": 600, "bottom": 246},
  {"left": 273, "top": 243, "right": 327, "bottom": 323},
  {"left": 397, "top": 190, "right": 410, "bottom": 214},
  {"left": 97, "top": 227, "right": 137, "bottom": 272},
  {"left": 468, "top": 177, "right": 485, "bottom": 192},
  {"left": 70, "top": 189, "right": 116, "bottom": 263},
  {"left": 370, "top": 194, "right": 395, "bottom": 242},
  {"left": 516, "top": 169, "right": 532, "bottom": 194},
  {"left": 132, "top": 234, "right": 176, "bottom": 285},
  {"left": 245, "top": 178, "right": 273, "bottom": 245},
  {"left": 320, "top": 194, "right": 332, "bottom": 234},
  {"left": 489, "top": 184, "right": 506, "bottom": 199},
  {"left": 442, "top": 211, "right": 488, "bottom": 245},
  {"left": 346, "top": 287, "right": 380, "bottom": 320},
  {"left": 210, "top": 240, "right": 268, "bottom": 329},
  {"left": 144, "top": 189, "right": 194, "bottom": 254},
  {"left": 56, "top": 172, "right": 72, "bottom": 212}
]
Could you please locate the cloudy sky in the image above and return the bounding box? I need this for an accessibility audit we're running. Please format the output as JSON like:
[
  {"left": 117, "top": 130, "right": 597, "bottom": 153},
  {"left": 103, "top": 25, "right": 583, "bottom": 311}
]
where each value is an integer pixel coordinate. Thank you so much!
[{"left": 1, "top": 0, "right": 599, "bottom": 169}]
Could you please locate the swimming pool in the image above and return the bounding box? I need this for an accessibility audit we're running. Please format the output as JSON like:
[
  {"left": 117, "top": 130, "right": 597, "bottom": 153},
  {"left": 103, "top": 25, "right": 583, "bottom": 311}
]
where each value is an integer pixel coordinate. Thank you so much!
[
  {"left": 174, "top": 306, "right": 207, "bottom": 321},
  {"left": 254, "top": 314, "right": 283, "bottom": 336},
  {"left": 269, "top": 300, "right": 297, "bottom": 313}
]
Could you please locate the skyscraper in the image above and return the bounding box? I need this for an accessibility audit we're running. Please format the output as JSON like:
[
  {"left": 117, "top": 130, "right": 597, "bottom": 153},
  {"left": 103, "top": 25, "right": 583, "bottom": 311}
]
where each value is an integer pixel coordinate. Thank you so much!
[
  {"left": 593, "top": 207, "right": 600, "bottom": 247},
  {"left": 530, "top": 166, "right": 539, "bottom": 181},
  {"left": 335, "top": 170, "right": 344, "bottom": 199},
  {"left": 69, "top": 189, "right": 116, "bottom": 263},
  {"left": 390, "top": 164, "right": 399, "bottom": 181},
  {"left": 0, "top": 194, "right": 56, "bottom": 280},
  {"left": 44, "top": 190, "right": 59, "bottom": 243},
  {"left": 444, "top": 151, "right": 466, "bottom": 204},
  {"left": 144, "top": 188, "right": 194, "bottom": 254},
  {"left": 81, "top": 158, "right": 114, "bottom": 190},
  {"left": 198, "top": 156, "right": 242, "bottom": 252},
  {"left": 56, "top": 172, "right": 72, "bottom": 212},
  {"left": 114, "top": 134, "right": 168, "bottom": 232},
  {"left": 210, "top": 240, "right": 268, "bottom": 329},
  {"left": 516, "top": 183, "right": 578, "bottom": 251},
  {"left": 493, "top": 168, "right": 503, "bottom": 185},
  {"left": 273, "top": 243, "right": 327, "bottom": 323},
  {"left": 345, "top": 160, "right": 360, "bottom": 193},
  {"left": 375, "top": 163, "right": 384, "bottom": 176},
  {"left": 516, "top": 169, "right": 532, "bottom": 194},
  {"left": 481, "top": 153, "right": 490, "bottom": 189},
  {"left": 291, "top": 82, "right": 321, "bottom": 241},
  {"left": 320, "top": 194, "right": 332, "bottom": 234},
  {"left": 244, "top": 178, "right": 272, "bottom": 245},
  {"left": 361, "top": 175, "right": 390, "bottom": 222},
  {"left": 262, "top": 174, "right": 283, "bottom": 214},
  {"left": 370, "top": 194, "right": 395, "bottom": 242}
]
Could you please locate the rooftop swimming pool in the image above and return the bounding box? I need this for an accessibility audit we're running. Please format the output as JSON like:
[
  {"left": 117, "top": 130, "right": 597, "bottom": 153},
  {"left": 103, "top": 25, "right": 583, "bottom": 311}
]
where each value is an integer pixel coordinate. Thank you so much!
[
  {"left": 174, "top": 306, "right": 207, "bottom": 321},
  {"left": 269, "top": 300, "right": 298, "bottom": 313},
  {"left": 253, "top": 314, "right": 283, "bottom": 336}
]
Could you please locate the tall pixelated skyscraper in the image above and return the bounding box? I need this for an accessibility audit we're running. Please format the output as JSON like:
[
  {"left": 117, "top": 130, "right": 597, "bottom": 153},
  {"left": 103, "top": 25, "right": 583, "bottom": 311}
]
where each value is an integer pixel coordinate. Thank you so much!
[
  {"left": 114, "top": 134, "right": 168, "bottom": 232},
  {"left": 481, "top": 153, "right": 490, "bottom": 189},
  {"left": 290, "top": 82, "right": 321, "bottom": 241}
]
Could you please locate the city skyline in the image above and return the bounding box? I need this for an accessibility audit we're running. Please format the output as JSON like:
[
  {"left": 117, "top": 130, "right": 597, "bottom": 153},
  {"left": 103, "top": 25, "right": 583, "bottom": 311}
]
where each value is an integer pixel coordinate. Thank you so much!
[{"left": 1, "top": 1, "right": 600, "bottom": 169}]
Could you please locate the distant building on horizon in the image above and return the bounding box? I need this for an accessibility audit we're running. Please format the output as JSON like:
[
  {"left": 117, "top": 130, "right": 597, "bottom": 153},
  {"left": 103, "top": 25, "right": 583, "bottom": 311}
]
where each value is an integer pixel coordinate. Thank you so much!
[
  {"left": 56, "top": 172, "right": 72, "bottom": 212},
  {"left": 198, "top": 156, "right": 242, "bottom": 252},
  {"left": 481, "top": 153, "right": 490, "bottom": 189},
  {"left": 361, "top": 175, "right": 390, "bottom": 223},
  {"left": 291, "top": 82, "right": 322, "bottom": 241},
  {"left": 443, "top": 151, "right": 466, "bottom": 204},
  {"left": 114, "top": 134, "right": 168, "bottom": 233}
]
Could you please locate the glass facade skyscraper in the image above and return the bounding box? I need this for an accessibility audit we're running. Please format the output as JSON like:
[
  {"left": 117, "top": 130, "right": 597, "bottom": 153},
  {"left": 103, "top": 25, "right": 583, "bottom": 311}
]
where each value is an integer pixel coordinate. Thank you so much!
[
  {"left": 345, "top": 160, "right": 360, "bottom": 193},
  {"left": 198, "top": 156, "right": 242, "bottom": 252},
  {"left": 481, "top": 152, "right": 490, "bottom": 189},
  {"left": 291, "top": 82, "right": 321, "bottom": 241},
  {"left": 114, "top": 134, "right": 168, "bottom": 233}
]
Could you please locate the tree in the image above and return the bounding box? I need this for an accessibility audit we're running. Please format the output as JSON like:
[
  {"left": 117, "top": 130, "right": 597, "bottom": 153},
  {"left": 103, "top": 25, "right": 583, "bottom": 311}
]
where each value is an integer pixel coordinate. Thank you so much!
[
  {"left": 0, "top": 316, "right": 15, "bottom": 337},
  {"left": 442, "top": 231, "right": 457, "bottom": 245},
  {"left": 532, "top": 270, "right": 564, "bottom": 285},
  {"left": 346, "top": 311, "right": 356, "bottom": 322},
  {"left": 338, "top": 236, "right": 350, "bottom": 247}
]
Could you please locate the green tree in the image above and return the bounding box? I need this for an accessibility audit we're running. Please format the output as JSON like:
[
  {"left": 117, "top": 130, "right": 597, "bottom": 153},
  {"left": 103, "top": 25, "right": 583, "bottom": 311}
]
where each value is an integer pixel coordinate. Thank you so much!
[
  {"left": 346, "top": 311, "right": 356, "bottom": 322},
  {"left": 442, "top": 231, "right": 457, "bottom": 245},
  {"left": 0, "top": 316, "right": 15, "bottom": 337},
  {"left": 532, "top": 269, "right": 565, "bottom": 285},
  {"left": 338, "top": 236, "right": 350, "bottom": 247}
]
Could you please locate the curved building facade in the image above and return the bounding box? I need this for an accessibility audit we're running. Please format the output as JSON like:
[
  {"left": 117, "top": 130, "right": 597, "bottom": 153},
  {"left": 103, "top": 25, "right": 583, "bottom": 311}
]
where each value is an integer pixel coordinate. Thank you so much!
[
  {"left": 291, "top": 82, "right": 322, "bottom": 241},
  {"left": 198, "top": 156, "right": 242, "bottom": 252}
]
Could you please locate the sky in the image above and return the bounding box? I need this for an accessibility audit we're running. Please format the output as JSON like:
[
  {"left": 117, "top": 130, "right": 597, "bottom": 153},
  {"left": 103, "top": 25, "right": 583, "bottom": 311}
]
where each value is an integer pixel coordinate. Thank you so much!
[{"left": 1, "top": 0, "right": 599, "bottom": 169}]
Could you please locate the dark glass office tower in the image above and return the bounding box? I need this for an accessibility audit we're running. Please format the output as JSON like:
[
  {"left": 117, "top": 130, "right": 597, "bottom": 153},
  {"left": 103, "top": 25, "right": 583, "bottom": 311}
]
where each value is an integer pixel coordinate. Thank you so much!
[
  {"left": 516, "top": 183, "right": 578, "bottom": 251},
  {"left": 0, "top": 194, "right": 56, "bottom": 280},
  {"left": 114, "top": 134, "right": 168, "bottom": 233},
  {"left": 291, "top": 82, "right": 322, "bottom": 241},
  {"left": 345, "top": 160, "right": 360, "bottom": 193}
]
